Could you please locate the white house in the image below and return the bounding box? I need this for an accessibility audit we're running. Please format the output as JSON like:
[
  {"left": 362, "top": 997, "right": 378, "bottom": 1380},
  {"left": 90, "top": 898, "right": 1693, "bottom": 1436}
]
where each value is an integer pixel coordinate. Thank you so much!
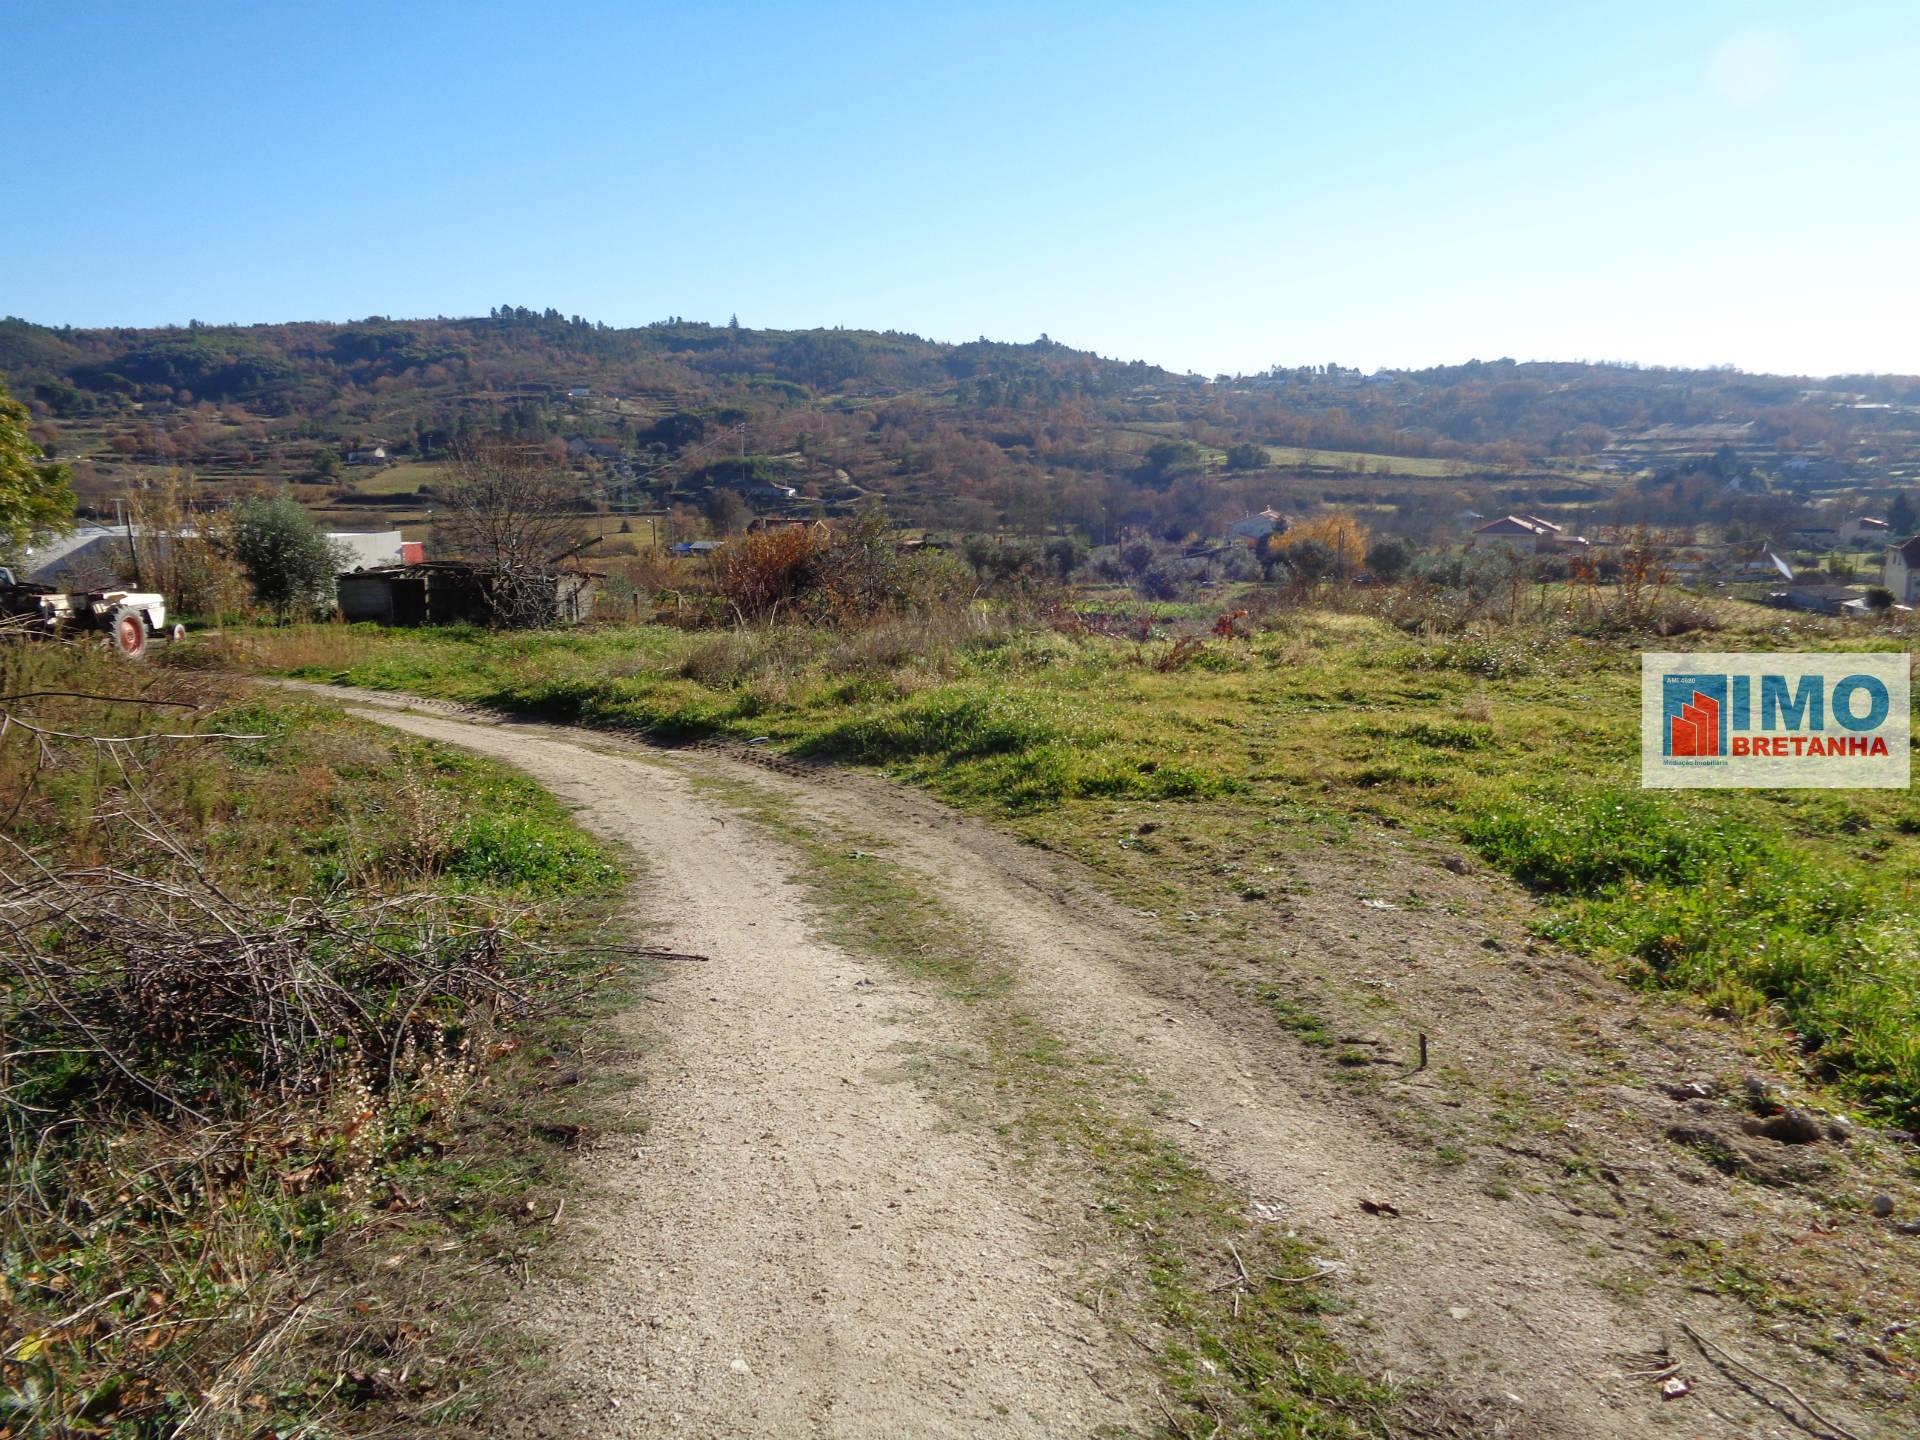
[
  {"left": 327, "top": 530, "right": 409, "bottom": 570},
  {"left": 1227, "top": 508, "right": 1287, "bottom": 544},
  {"left": 1884, "top": 535, "right": 1920, "bottom": 604},
  {"left": 346, "top": 445, "right": 388, "bottom": 466},
  {"left": 1839, "top": 516, "right": 1890, "bottom": 545}
]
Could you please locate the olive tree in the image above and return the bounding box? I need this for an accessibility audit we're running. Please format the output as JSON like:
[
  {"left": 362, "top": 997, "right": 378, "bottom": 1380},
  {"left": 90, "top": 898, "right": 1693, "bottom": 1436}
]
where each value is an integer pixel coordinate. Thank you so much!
[{"left": 231, "top": 497, "right": 348, "bottom": 619}]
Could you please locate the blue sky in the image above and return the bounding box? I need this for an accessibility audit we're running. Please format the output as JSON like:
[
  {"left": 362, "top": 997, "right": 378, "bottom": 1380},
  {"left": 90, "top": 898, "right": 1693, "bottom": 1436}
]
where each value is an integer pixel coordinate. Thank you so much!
[{"left": 5, "top": 1, "right": 1916, "bottom": 376}]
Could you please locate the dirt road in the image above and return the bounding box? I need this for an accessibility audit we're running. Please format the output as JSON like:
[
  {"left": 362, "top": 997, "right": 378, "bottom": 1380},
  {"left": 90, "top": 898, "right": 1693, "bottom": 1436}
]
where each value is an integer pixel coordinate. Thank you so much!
[{"left": 327, "top": 691, "right": 1893, "bottom": 1440}]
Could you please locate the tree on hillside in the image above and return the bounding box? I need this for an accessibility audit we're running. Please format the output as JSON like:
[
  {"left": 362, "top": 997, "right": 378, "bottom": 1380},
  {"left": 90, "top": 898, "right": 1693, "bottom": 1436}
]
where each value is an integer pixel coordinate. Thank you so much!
[
  {"left": 1120, "top": 539, "right": 1157, "bottom": 577},
  {"left": 231, "top": 497, "right": 347, "bottom": 619},
  {"left": 704, "top": 488, "right": 752, "bottom": 534},
  {"left": 1286, "top": 512, "right": 1369, "bottom": 574},
  {"left": 1224, "top": 442, "right": 1268, "bottom": 471},
  {"left": 1890, "top": 491, "right": 1918, "bottom": 538},
  {"left": 1043, "top": 536, "right": 1085, "bottom": 581},
  {"left": 1267, "top": 536, "right": 1336, "bottom": 587},
  {"left": 434, "top": 440, "right": 581, "bottom": 626},
  {"left": 0, "top": 376, "right": 74, "bottom": 555},
  {"left": 1365, "top": 538, "right": 1413, "bottom": 580},
  {"left": 1140, "top": 439, "right": 1206, "bottom": 489}
]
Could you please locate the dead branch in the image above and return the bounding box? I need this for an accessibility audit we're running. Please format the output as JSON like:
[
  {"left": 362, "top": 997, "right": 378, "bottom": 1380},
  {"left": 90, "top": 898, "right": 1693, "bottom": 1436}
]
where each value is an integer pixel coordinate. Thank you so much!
[
  {"left": 0, "top": 690, "right": 201, "bottom": 707},
  {"left": 1678, "top": 1320, "right": 1865, "bottom": 1440}
]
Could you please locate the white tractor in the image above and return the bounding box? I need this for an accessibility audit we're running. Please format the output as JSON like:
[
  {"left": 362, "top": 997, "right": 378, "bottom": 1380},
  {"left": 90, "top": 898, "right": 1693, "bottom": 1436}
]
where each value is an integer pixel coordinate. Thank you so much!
[{"left": 0, "top": 567, "right": 182, "bottom": 658}]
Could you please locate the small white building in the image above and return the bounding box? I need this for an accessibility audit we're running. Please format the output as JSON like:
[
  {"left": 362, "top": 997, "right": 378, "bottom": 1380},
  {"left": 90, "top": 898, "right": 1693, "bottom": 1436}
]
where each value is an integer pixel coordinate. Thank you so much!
[
  {"left": 1227, "top": 508, "right": 1287, "bottom": 544},
  {"left": 327, "top": 530, "right": 409, "bottom": 570},
  {"left": 346, "top": 445, "right": 388, "bottom": 466},
  {"left": 1839, "top": 516, "right": 1890, "bottom": 546},
  {"left": 1884, "top": 535, "right": 1920, "bottom": 604}
]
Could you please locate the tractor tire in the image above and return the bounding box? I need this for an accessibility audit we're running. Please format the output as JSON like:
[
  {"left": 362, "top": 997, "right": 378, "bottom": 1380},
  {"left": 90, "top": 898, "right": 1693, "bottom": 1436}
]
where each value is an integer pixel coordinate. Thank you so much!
[{"left": 110, "top": 605, "right": 149, "bottom": 659}]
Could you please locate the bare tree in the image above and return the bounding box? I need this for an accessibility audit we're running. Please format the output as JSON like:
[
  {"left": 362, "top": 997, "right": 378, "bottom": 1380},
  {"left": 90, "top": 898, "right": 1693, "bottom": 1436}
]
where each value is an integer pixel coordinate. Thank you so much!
[{"left": 433, "top": 439, "right": 582, "bottom": 626}]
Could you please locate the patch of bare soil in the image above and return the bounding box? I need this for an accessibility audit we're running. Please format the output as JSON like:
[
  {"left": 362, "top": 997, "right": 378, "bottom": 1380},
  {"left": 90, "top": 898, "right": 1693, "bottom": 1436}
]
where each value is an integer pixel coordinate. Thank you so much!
[{"left": 316, "top": 687, "right": 1913, "bottom": 1439}]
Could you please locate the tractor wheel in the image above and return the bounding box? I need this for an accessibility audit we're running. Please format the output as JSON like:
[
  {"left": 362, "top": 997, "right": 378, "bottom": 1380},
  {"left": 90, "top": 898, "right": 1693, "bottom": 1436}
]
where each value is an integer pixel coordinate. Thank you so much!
[{"left": 111, "top": 606, "right": 149, "bottom": 659}]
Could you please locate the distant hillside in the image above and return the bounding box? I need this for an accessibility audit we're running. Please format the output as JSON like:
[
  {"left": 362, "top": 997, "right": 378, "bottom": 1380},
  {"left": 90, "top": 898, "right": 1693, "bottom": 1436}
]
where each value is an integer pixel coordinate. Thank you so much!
[{"left": 5, "top": 310, "right": 1919, "bottom": 544}]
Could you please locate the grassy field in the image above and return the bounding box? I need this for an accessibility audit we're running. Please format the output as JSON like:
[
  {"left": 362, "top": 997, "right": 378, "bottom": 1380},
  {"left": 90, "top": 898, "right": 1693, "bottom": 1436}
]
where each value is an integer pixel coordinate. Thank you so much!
[
  {"left": 1261, "top": 444, "right": 1463, "bottom": 477},
  {"left": 1, "top": 642, "right": 626, "bottom": 1436},
  {"left": 342, "top": 459, "right": 445, "bottom": 496},
  {"left": 238, "top": 603, "right": 1920, "bottom": 1134}
]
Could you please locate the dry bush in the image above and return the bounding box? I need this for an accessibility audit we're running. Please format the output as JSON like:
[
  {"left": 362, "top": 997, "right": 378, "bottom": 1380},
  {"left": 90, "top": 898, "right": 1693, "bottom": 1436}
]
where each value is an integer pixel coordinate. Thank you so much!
[
  {"left": 0, "top": 862, "right": 565, "bottom": 1437},
  {"left": 1154, "top": 636, "right": 1211, "bottom": 671},
  {"left": 712, "top": 511, "right": 972, "bottom": 626},
  {"left": 1, "top": 862, "right": 538, "bottom": 1121},
  {"left": 677, "top": 625, "right": 820, "bottom": 686},
  {"left": 169, "top": 623, "right": 373, "bottom": 675},
  {"left": 1575, "top": 587, "right": 1722, "bottom": 638},
  {"left": 592, "top": 560, "right": 711, "bottom": 628},
  {"left": 126, "top": 470, "right": 254, "bottom": 620},
  {"left": 825, "top": 606, "right": 1011, "bottom": 676},
  {"left": 434, "top": 440, "right": 583, "bottom": 627},
  {"left": 0, "top": 647, "right": 592, "bottom": 1436},
  {"left": 715, "top": 525, "right": 823, "bottom": 622}
]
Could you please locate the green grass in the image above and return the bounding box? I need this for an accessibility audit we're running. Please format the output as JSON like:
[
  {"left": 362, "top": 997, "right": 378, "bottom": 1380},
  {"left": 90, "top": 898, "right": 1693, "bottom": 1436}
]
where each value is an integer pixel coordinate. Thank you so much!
[
  {"left": 243, "top": 607, "right": 1920, "bottom": 1130},
  {"left": 448, "top": 811, "right": 623, "bottom": 892},
  {"left": 1261, "top": 444, "right": 1463, "bottom": 477},
  {"left": 342, "top": 458, "right": 445, "bottom": 495}
]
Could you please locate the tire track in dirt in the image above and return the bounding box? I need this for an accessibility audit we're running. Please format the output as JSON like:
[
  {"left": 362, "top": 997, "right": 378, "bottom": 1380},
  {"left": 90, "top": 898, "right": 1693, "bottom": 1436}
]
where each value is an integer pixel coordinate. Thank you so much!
[
  {"left": 343, "top": 706, "right": 1148, "bottom": 1439},
  {"left": 608, "top": 743, "right": 1876, "bottom": 1440}
]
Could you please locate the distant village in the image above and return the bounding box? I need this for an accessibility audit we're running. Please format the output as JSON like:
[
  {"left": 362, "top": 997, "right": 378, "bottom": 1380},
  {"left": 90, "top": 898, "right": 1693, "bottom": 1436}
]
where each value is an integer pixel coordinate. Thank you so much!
[{"left": 15, "top": 353, "right": 1920, "bottom": 631}]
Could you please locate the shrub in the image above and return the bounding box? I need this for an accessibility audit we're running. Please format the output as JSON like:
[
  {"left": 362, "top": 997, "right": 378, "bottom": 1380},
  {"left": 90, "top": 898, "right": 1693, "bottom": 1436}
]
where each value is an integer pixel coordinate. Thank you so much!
[
  {"left": 1364, "top": 538, "right": 1412, "bottom": 580},
  {"left": 802, "top": 689, "right": 1065, "bottom": 763},
  {"left": 1138, "top": 559, "right": 1190, "bottom": 601},
  {"left": 1140, "top": 439, "right": 1206, "bottom": 486},
  {"left": 717, "top": 524, "right": 822, "bottom": 620},
  {"left": 232, "top": 495, "right": 348, "bottom": 619}
]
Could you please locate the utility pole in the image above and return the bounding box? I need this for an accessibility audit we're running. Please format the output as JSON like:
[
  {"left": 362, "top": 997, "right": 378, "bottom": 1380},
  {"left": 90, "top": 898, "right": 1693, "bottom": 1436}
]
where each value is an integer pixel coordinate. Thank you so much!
[{"left": 122, "top": 493, "right": 143, "bottom": 589}]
